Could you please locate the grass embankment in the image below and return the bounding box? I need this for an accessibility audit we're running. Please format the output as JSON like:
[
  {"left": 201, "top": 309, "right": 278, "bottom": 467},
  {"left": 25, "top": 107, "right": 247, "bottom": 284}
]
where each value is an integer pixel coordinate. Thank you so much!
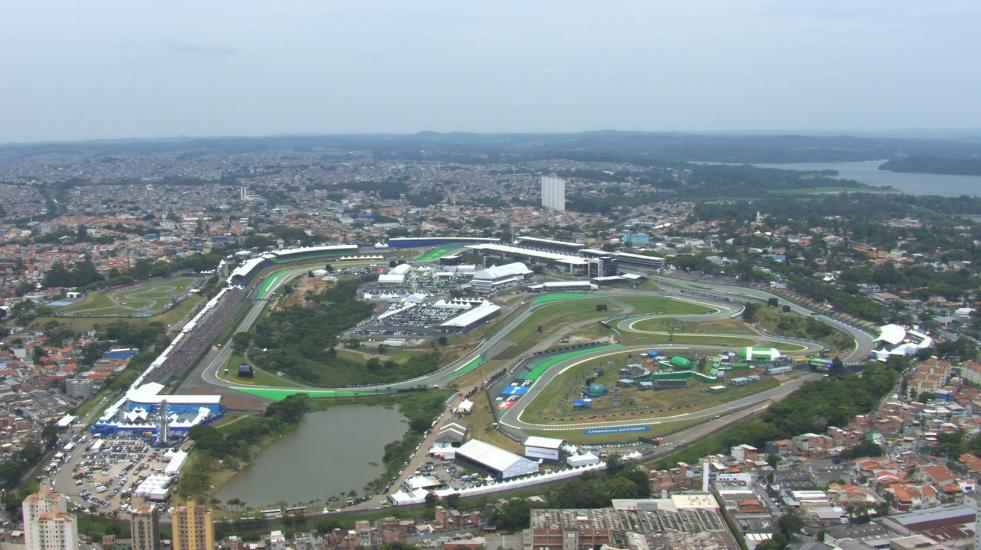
[
  {"left": 495, "top": 300, "right": 623, "bottom": 360},
  {"left": 751, "top": 305, "right": 854, "bottom": 352},
  {"left": 468, "top": 392, "right": 525, "bottom": 453},
  {"left": 648, "top": 362, "right": 899, "bottom": 468},
  {"left": 630, "top": 317, "right": 754, "bottom": 334},
  {"left": 31, "top": 293, "right": 205, "bottom": 332},
  {"left": 520, "top": 350, "right": 780, "bottom": 424},
  {"left": 524, "top": 416, "right": 707, "bottom": 445},
  {"left": 59, "top": 276, "right": 197, "bottom": 317},
  {"left": 616, "top": 296, "right": 715, "bottom": 315},
  {"left": 415, "top": 245, "right": 460, "bottom": 262},
  {"left": 619, "top": 332, "right": 758, "bottom": 347},
  {"left": 218, "top": 354, "right": 303, "bottom": 388}
]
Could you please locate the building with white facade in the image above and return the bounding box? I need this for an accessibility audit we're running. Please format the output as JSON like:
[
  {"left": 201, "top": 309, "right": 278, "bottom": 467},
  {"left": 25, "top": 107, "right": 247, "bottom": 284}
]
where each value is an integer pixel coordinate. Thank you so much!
[
  {"left": 23, "top": 491, "right": 78, "bottom": 550},
  {"left": 455, "top": 439, "right": 540, "bottom": 479},
  {"left": 541, "top": 176, "right": 566, "bottom": 211}
]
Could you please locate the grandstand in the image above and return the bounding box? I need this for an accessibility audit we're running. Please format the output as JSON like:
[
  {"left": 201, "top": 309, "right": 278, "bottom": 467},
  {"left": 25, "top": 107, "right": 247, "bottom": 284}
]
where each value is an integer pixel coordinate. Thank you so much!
[
  {"left": 386, "top": 237, "right": 499, "bottom": 248},
  {"left": 466, "top": 243, "right": 595, "bottom": 275},
  {"left": 91, "top": 382, "right": 222, "bottom": 438},
  {"left": 513, "top": 236, "right": 583, "bottom": 254}
]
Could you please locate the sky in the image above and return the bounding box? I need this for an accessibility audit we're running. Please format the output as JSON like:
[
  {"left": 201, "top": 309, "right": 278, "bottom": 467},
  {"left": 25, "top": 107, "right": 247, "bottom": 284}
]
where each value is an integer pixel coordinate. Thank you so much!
[{"left": 2, "top": 0, "right": 981, "bottom": 143}]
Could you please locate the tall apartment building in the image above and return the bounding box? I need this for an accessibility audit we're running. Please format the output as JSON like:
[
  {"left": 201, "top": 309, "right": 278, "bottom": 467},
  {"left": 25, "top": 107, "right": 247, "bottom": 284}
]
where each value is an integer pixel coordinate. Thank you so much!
[
  {"left": 131, "top": 504, "right": 160, "bottom": 550},
  {"left": 540, "top": 176, "right": 566, "bottom": 211},
  {"left": 65, "top": 379, "right": 95, "bottom": 399},
  {"left": 172, "top": 500, "right": 214, "bottom": 550},
  {"left": 22, "top": 490, "right": 78, "bottom": 550}
]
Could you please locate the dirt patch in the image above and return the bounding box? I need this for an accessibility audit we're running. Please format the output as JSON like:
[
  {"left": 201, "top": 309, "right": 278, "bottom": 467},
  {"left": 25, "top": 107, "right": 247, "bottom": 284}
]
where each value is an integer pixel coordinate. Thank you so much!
[{"left": 278, "top": 276, "right": 330, "bottom": 309}]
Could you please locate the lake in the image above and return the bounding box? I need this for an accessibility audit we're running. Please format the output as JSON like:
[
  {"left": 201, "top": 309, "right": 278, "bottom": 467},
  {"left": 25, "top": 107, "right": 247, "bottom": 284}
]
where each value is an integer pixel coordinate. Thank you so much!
[
  {"left": 750, "top": 160, "right": 981, "bottom": 197},
  {"left": 216, "top": 404, "right": 408, "bottom": 507}
]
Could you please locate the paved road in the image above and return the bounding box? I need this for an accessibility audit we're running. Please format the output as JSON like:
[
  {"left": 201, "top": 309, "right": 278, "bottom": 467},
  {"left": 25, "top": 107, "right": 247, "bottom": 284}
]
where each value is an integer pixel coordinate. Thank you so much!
[
  {"left": 181, "top": 270, "right": 874, "bottom": 438},
  {"left": 649, "top": 275, "right": 876, "bottom": 363},
  {"left": 193, "top": 287, "right": 742, "bottom": 394}
]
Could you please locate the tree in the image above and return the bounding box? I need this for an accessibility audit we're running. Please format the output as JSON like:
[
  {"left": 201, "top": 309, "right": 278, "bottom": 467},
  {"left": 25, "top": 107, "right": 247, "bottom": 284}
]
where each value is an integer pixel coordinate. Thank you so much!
[
  {"left": 766, "top": 453, "right": 780, "bottom": 469},
  {"left": 232, "top": 332, "right": 252, "bottom": 354},
  {"left": 493, "top": 498, "right": 532, "bottom": 531},
  {"left": 756, "top": 533, "right": 788, "bottom": 550},
  {"left": 778, "top": 511, "right": 804, "bottom": 539},
  {"left": 444, "top": 493, "right": 461, "bottom": 509},
  {"left": 829, "top": 357, "right": 844, "bottom": 379},
  {"left": 742, "top": 302, "right": 761, "bottom": 323},
  {"left": 187, "top": 425, "right": 225, "bottom": 454},
  {"left": 424, "top": 492, "right": 439, "bottom": 507}
]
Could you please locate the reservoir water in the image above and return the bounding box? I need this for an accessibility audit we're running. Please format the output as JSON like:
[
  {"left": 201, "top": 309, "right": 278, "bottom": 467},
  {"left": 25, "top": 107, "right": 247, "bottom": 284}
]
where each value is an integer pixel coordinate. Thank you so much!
[
  {"left": 749, "top": 160, "right": 981, "bottom": 197},
  {"left": 216, "top": 404, "right": 408, "bottom": 507}
]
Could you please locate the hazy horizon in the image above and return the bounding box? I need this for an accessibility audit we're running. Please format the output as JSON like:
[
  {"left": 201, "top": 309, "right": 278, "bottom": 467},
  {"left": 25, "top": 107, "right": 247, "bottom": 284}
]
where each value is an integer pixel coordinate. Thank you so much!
[{"left": 3, "top": 1, "right": 981, "bottom": 143}]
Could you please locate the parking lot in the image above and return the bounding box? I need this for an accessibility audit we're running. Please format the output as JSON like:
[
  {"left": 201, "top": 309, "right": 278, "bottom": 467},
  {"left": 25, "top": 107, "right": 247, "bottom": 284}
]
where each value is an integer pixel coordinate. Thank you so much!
[
  {"left": 51, "top": 431, "right": 180, "bottom": 516},
  {"left": 413, "top": 459, "right": 493, "bottom": 492}
]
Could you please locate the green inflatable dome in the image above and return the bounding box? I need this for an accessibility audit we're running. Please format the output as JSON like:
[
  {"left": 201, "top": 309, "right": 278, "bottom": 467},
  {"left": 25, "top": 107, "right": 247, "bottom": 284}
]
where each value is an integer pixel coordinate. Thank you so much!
[
  {"left": 669, "top": 356, "right": 692, "bottom": 369},
  {"left": 586, "top": 383, "right": 608, "bottom": 397}
]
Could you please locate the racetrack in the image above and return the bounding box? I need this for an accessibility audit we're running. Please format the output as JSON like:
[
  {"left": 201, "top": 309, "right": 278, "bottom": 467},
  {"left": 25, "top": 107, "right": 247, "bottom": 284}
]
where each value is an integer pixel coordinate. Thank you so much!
[{"left": 180, "top": 264, "right": 876, "bottom": 434}]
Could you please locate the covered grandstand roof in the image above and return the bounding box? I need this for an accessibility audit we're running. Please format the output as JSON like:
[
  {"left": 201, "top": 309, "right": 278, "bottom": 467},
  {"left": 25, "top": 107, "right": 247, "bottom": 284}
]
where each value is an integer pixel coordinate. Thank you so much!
[
  {"left": 269, "top": 245, "right": 357, "bottom": 257},
  {"left": 524, "top": 436, "right": 564, "bottom": 450},
  {"left": 514, "top": 236, "right": 583, "bottom": 250},
  {"left": 126, "top": 382, "right": 222, "bottom": 405},
  {"left": 456, "top": 439, "right": 539, "bottom": 478},
  {"left": 440, "top": 303, "right": 501, "bottom": 328},
  {"left": 612, "top": 251, "right": 665, "bottom": 263},
  {"left": 467, "top": 243, "right": 591, "bottom": 266},
  {"left": 529, "top": 281, "right": 596, "bottom": 290},
  {"left": 875, "top": 324, "right": 907, "bottom": 345},
  {"left": 473, "top": 262, "right": 533, "bottom": 280},
  {"left": 227, "top": 256, "right": 265, "bottom": 282}
]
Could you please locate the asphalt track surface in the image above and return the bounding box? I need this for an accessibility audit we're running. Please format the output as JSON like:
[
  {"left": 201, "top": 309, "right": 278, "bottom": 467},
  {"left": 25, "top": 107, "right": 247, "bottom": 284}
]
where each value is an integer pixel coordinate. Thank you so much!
[
  {"left": 194, "top": 285, "right": 744, "bottom": 395},
  {"left": 183, "top": 268, "right": 876, "bottom": 432}
]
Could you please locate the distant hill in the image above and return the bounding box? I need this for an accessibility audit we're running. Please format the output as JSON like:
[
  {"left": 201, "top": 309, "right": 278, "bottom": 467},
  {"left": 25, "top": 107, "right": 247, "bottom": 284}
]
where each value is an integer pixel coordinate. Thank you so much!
[{"left": 3, "top": 131, "right": 981, "bottom": 165}]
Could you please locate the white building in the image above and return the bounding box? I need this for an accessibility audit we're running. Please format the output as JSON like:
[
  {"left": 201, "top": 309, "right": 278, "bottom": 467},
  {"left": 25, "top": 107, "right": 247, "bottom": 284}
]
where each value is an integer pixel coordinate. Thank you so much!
[
  {"left": 23, "top": 491, "right": 78, "bottom": 550},
  {"left": 440, "top": 303, "right": 502, "bottom": 332},
  {"left": 524, "top": 436, "right": 564, "bottom": 461},
  {"left": 455, "top": 439, "right": 539, "bottom": 479},
  {"left": 378, "top": 263, "right": 412, "bottom": 284},
  {"left": 470, "top": 262, "right": 533, "bottom": 293},
  {"left": 541, "top": 176, "right": 566, "bottom": 211}
]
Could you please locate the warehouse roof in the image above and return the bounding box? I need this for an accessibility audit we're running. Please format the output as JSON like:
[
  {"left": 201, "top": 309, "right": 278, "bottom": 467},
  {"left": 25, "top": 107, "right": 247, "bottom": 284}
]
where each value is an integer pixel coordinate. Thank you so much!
[
  {"left": 456, "top": 439, "right": 537, "bottom": 473},
  {"left": 473, "top": 262, "right": 533, "bottom": 280},
  {"left": 441, "top": 303, "right": 501, "bottom": 328}
]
